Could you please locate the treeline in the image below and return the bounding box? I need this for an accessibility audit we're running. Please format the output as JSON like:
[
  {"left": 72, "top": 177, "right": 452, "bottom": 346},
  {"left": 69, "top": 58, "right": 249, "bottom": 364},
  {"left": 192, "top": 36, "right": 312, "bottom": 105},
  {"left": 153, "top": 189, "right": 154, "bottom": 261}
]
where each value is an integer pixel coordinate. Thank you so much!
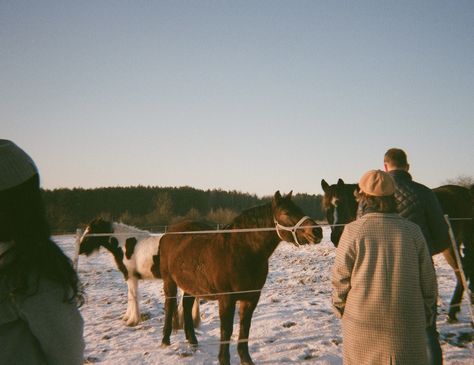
[{"left": 41, "top": 186, "right": 325, "bottom": 233}]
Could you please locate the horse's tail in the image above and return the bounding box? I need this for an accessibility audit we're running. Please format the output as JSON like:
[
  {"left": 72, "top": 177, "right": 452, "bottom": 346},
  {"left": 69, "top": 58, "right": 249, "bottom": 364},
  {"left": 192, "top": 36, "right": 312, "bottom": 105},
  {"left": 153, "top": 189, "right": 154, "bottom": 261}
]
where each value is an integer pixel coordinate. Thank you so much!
[
  {"left": 151, "top": 253, "right": 161, "bottom": 279},
  {"left": 172, "top": 292, "right": 201, "bottom": 330},
  {"left": 150, "top": 236, "right": 163, "bottom": 279}
]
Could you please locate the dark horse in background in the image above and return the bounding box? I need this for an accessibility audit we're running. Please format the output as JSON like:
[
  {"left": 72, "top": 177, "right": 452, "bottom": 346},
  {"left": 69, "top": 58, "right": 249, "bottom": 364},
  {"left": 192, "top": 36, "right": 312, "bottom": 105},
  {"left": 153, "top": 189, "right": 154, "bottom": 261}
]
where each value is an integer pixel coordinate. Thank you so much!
[
  {"left": 321, "top": 179, "right": 473, "bottom": 322},
  {"left": 157, "top": 191, "right": 323, "bottom": 365}
]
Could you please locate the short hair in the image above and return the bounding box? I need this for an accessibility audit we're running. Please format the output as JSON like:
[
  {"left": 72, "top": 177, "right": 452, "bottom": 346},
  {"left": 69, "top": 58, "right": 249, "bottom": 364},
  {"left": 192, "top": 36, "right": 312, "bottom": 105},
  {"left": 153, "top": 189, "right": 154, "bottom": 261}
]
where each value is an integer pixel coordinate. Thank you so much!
[
  {"left": 384, "top": 148, "right": 408, "bottom": 168},
  {"left": 356, "top": 191, "right": 397, "bottom": 213}
]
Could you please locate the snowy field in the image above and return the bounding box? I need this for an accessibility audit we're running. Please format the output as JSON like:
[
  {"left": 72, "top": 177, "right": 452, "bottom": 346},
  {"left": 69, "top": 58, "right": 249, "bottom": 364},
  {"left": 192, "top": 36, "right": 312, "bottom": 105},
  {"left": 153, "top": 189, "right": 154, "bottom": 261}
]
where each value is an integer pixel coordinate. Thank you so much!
[{"left": 57, "top": 227, "right": 473, "bottom": 364}]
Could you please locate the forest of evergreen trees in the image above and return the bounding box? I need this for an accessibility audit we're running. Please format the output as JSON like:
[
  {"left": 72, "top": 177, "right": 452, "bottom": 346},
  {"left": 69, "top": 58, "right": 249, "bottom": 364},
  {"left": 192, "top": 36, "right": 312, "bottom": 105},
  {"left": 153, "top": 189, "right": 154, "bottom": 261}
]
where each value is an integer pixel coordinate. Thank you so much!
[{"left": 42, "top": 186, "right": 325, "bottom": 234}]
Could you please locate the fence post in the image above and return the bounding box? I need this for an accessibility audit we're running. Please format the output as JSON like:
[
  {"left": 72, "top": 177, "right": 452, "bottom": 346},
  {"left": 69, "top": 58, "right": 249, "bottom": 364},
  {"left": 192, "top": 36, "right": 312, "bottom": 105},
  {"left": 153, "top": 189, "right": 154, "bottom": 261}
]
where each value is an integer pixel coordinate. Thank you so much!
[
  {"left": 443, "top": 215, "right": 473, "bottom": 324},
  {"left": 73, "top": 228, "right": 83, "bottom": 271}
]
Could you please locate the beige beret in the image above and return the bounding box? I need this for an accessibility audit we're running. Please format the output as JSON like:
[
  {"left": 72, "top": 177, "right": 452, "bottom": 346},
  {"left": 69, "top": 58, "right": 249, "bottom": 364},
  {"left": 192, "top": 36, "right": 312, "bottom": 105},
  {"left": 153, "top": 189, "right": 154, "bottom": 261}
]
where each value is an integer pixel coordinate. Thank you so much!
[{"left": 359, "top": 169, "right": 395, "bottom": 196}]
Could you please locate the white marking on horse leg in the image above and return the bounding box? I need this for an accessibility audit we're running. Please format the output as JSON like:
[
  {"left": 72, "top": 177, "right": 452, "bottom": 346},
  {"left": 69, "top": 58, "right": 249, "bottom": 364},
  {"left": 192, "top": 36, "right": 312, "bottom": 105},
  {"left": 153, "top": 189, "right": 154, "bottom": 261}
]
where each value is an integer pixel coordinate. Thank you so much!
[
  {"left": 192, "top": 297, "right": 201, "bottom": 328},
  {"left": 173, "top": 290, "right": 184, "bottom": 330},
  {"left": 124, "top": 277, "right": 140, "bottom": 326}
]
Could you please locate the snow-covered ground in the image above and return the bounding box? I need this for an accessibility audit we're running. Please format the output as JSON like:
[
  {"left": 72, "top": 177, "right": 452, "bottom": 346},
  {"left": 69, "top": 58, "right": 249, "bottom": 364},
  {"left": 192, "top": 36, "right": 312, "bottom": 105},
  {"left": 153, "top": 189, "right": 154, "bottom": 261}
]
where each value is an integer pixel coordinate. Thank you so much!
[{"left": 57, "top": 227, "right": 473, "bottom": 364}]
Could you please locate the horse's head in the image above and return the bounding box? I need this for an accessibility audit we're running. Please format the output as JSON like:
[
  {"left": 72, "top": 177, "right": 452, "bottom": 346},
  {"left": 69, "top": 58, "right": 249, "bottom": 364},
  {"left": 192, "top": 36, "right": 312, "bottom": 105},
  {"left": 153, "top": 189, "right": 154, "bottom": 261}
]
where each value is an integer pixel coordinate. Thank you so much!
[
  {"left": 272, "top": 191, "right": 323, "bottom": 246},
  {"left": 321, "top": 179, "right": 359, "bottom": 246},
  {"left": 79, "top": 217, "right": 113, "bottom": 256}
]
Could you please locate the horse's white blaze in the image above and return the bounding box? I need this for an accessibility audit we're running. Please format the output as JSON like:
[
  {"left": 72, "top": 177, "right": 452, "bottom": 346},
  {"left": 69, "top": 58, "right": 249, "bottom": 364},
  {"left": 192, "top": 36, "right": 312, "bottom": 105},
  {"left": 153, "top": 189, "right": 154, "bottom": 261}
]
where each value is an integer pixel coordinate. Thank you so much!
[{"left": 80, "top": 227, "right": 90, "bottom": 242}]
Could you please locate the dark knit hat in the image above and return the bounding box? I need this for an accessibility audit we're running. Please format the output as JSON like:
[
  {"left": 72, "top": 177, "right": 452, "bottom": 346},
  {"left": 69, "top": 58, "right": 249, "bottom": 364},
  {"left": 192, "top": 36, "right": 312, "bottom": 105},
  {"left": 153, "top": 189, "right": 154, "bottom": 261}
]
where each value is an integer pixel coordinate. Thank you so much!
[{"left": 0, "top": 140, "right": 38, "bottom": 191}]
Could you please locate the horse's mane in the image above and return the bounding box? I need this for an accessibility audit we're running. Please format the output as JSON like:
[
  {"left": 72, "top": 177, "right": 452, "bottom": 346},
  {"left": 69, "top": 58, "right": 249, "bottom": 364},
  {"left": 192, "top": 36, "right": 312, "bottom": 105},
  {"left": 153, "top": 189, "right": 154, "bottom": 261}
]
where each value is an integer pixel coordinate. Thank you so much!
[
  {"left": 224, "top": 203, "right": 273, "bottom": 230},
  {"left": 112, "top": 222, "right": 150, "bottom": 236}
]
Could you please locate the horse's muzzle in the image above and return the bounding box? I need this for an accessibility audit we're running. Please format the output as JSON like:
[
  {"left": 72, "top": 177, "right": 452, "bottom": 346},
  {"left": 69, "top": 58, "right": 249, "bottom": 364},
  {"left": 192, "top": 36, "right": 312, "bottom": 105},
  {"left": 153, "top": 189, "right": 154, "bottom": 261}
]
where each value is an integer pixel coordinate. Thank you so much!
[
  {"left": 312, "top": 227, "right": 323, "bottom": 243},
  {"left": 300, "top": 222, "right": 322, "bottom": 245}
]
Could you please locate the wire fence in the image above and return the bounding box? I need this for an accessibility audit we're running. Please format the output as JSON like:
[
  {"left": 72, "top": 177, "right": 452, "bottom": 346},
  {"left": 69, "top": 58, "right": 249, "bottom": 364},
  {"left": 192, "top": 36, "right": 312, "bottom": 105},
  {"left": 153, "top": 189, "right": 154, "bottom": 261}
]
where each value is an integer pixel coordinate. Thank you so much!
[
  {"left": 74, "top": 217, "right": 473, "bottom": 300},
  {"left": 75, "top": 215, "right": 473, "bottom": 349}
]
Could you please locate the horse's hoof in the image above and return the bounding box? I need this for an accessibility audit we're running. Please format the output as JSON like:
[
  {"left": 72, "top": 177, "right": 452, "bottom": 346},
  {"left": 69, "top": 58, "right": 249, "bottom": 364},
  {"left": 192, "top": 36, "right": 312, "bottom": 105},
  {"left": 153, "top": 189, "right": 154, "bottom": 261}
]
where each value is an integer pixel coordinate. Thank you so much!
[
  {"left": 448, "top": 309, "right": 460, "bottom": 323},
  {"left": 188, "top": 343, "right": 198, "bottom": 352},
  {"left": 161, "top": 339, "right": 171, "bottom": 347},
  {"left": 448, "top": 314, "right": 458, "bottom": 323},
  {"left": 126, "top": 319, "right": 139, "bottom": 326},
  {"left": 239, "top": 356, "right": 255, "bottom": 365},
  {"left": 189, "top": 339, "right": 198, "bottom": 347}
]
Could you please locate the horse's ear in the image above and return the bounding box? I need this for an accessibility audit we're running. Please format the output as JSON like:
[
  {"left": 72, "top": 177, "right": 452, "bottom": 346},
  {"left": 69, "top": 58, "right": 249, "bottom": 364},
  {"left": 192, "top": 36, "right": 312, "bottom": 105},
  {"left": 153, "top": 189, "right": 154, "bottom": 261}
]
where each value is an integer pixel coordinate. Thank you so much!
[
  {"left": 353, "top": 185, "right": 360, "bottom": 196},
  {"left": 337, "top": 178, "right": 345, "bottom": 187},
  {"left": 272, "top": 191, "right": 282, "bottom": 209},
  {"left": 92, "top": 217, "right": 103, "bottom": 225},
  {"left": 321, "top": 179, "right": 329, "bottom": 193},
  {"left": 285, "top": 190, "right": 293, "bottom": 200},
  {"left": 274, "top": 190, "right": 282, "bottom": 202}
]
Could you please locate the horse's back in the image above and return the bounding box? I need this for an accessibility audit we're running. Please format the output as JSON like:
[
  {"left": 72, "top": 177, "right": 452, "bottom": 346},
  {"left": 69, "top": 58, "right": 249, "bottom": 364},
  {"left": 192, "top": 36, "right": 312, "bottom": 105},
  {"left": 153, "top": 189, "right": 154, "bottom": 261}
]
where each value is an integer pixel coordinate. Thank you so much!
[
  {"left": 159, "top": 220, "right": 217, "bottom": 264},
  {"left": 433, "top": 185, "right": 472, "bottom": 218}
]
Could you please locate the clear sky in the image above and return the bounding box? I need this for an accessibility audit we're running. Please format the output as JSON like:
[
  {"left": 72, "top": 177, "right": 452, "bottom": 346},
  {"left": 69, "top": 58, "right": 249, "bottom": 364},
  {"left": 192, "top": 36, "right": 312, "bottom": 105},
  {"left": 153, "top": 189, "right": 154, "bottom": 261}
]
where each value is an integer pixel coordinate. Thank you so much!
[{"left": 2, "top": 1, "right": 473, "bottom": 197}]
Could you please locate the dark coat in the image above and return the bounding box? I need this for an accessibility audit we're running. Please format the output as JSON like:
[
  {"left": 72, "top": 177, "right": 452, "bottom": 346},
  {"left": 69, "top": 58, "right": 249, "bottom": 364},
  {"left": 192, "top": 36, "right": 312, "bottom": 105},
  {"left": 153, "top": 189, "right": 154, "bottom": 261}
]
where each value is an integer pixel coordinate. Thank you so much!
[{"left": 389, "top": 170, "right": 450, "bottom": 255}]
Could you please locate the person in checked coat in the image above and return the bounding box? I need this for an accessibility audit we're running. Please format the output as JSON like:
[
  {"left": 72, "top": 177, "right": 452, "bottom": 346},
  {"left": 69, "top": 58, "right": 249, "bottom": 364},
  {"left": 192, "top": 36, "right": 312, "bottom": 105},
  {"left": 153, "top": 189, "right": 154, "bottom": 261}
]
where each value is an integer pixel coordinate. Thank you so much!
[{"left": 332, "top": 169, "right": 438, "bottom": 365}]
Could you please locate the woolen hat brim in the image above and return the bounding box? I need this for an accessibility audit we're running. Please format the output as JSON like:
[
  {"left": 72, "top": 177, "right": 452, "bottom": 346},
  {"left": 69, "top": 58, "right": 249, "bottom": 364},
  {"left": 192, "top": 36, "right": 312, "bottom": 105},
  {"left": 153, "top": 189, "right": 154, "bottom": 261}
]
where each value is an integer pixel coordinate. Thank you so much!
[{"left": 0, "top": 140, "right": 38, "bottom": 191}]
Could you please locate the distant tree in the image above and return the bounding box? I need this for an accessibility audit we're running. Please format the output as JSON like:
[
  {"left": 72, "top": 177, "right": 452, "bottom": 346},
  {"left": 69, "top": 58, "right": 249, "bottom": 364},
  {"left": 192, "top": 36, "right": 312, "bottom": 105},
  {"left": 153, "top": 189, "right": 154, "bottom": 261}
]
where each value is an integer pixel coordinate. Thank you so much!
[
  {"left": 206, "top": 207, "right": 238, "bottom": 225},
  {"left": 145, "top": 192, "right": 174, "bottom": 225},
  {"left": 185, "top": 207, "right": 201, "bottom": 220},
  {"left": 41, "top": 185, "right": 325, "bottom": 232},
  {"left": 443, "top": 175, "right": 474, "bottom": 188}
]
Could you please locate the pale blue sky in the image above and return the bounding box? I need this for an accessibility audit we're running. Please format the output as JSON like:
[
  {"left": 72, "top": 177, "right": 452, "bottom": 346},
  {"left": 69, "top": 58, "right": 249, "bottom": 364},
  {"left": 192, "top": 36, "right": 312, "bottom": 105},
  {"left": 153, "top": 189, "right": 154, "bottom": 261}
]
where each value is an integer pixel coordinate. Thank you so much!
[{"left": 2, "top": 1, "right": 473, "bottom": 196}]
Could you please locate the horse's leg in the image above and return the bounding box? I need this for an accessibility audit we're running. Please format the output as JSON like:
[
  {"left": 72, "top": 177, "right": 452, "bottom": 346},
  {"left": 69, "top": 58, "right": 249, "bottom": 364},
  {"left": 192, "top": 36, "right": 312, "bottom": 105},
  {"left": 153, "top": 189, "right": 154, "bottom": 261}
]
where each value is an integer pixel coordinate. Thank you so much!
[
  {"left": 237, "top": 298, "right": 259, "bottom": 365},
  {"left": 173, "top": 290, "right": 201, "bottom": 330},
  {"left": 172, "top": 290, "right": 184, "bottom": 330},
  {"left": 124, "top": 276, "right": 140, "bottom": 326},
  {"left": 442, "top": 246, "right": 464, "bottom": 321},
  {"left": 161, "top": 280, "right": 178, "bottom": 346},
  {"left": 182, "top": 293, "right": 198, "bottom": 346},
  {"left": 218, "top": 296, "right": 236, "bottom": 365},
  {"left": 192, "top": 296, "right": 201, "bottom": 328},
  {"left": 461, "top": 220, "right": 474, "bottom": 291}
]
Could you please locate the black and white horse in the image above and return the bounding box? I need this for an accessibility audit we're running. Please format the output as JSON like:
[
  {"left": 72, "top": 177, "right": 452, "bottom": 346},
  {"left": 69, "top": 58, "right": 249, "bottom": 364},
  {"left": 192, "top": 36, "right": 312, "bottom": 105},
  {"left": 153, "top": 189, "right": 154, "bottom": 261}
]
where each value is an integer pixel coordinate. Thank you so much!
[{"left": 78, "top": 218, "right": 200, "bottom": 327}]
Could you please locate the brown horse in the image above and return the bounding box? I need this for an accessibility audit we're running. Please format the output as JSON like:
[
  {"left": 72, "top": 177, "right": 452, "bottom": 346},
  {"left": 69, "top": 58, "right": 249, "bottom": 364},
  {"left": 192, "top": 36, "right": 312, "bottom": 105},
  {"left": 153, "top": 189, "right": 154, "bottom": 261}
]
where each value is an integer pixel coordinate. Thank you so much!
[
  {"left": 433, "top": 185, "right": 473, "bottom": 320},
  {"left": 158, "top": 191, "right": 323, "bottom": 365},
  {"left": 321, "top": 179, "right": 473, "bottom": 321}
]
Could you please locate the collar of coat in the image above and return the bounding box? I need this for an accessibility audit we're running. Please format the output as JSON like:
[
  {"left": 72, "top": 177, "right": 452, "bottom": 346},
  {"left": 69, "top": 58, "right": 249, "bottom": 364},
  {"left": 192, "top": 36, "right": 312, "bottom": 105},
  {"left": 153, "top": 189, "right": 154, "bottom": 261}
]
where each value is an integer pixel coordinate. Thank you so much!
[{"left": 388, "top": 169, "right": 412, "bottom": 182}]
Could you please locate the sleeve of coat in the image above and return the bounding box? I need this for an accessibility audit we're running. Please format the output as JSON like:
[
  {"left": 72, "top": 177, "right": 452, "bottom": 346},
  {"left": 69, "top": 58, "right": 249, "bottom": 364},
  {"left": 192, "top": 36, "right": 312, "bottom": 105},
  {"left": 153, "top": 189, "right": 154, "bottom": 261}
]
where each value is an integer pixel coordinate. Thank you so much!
[
  {"left": 416, "top": 228, "right": 438, "bottom": 327},
  {"left": 17, "top": 278, "right": 85, "bottom": 365},
  {"left": 425, "top": 190, "right": 450, "bottom": 254},
  {"left": 331, "top": 225, "right": 356, "bottom": 318}
]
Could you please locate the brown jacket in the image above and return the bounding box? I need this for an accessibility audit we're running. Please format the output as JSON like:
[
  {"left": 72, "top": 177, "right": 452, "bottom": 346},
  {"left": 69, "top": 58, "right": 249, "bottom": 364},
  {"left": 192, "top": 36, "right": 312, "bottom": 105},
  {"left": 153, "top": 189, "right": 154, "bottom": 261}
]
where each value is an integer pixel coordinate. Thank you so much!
[{"left": 332, "top": 213, "right": 437, "bottom": 365}]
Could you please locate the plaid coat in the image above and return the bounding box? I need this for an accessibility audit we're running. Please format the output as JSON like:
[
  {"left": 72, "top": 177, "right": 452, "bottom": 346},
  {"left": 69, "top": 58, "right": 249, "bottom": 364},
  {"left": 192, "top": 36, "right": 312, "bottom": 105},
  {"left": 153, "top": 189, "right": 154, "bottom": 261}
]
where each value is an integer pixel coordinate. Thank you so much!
[{"left": 332, "top": 213, "right": 437, "bottom": 365}]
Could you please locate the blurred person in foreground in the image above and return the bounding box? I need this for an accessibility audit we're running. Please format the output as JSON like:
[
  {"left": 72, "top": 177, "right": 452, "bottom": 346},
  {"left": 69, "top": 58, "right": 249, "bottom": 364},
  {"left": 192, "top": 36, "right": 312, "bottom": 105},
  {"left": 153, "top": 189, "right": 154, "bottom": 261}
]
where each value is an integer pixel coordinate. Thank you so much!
[
  {"left": 0, "top": 139, "right": 84, "bottom": 364},
  {"left": 332, "top": 169, "right": 437, "bottom": 365},
  {"left": 384, "top": 147, "right": 449, "bottom": 365}
]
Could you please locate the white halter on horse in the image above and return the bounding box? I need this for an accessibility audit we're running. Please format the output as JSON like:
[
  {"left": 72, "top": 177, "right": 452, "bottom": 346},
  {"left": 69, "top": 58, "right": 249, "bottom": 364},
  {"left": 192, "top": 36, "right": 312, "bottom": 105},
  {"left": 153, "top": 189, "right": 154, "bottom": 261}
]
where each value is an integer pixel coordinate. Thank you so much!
[{"left": 274, "top": 215, "right": 312, "bottom": 247}]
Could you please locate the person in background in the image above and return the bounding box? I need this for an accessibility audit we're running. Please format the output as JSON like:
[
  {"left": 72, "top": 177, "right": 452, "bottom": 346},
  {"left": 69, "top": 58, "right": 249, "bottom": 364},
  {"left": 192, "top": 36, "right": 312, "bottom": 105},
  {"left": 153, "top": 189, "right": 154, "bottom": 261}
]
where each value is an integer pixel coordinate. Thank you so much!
[
  {"left": 0, "top": 139, "right": 84, "bottom": 364},
  {"left": 384, "top": 148, "right": 449, "bottom": 365},
  {"left": 332, "top": 169, "right": 437, "bottom": 365}
]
